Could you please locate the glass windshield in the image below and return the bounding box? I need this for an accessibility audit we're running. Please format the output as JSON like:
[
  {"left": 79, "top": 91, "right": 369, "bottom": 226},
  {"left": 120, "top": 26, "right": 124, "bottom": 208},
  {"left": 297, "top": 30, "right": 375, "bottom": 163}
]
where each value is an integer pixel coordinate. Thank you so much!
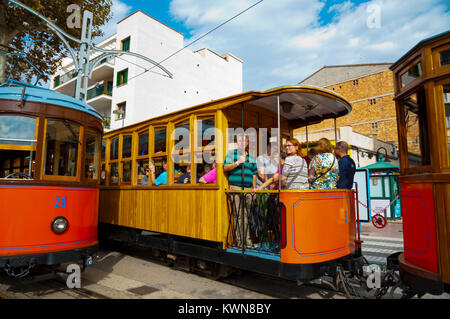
[
  {"left": 0, "top": 115, "right": 36, "bottom": 145},
  {"left": 44, "top": 120, "right": 80, "bottom": 177}
]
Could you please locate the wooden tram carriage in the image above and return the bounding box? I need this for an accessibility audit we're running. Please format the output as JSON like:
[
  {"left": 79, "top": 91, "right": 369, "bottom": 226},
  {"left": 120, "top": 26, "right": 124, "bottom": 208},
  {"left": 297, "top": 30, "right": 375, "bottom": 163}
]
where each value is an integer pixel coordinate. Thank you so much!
[
  {"left": 390, "top": 30, "right": 450, "bottom": 295},
  {"left": 0, "top": 81, "right": 102, "bottom": 277},
  {"left": 99, "top": 86, "right": 364, "bottom": 281}
]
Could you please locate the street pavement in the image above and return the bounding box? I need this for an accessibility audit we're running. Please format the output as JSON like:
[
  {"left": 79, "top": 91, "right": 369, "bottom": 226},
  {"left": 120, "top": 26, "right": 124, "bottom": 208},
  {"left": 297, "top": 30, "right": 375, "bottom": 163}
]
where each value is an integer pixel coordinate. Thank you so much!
[{"left": 359, "top": 221, "right": 403, "bottom": 266}]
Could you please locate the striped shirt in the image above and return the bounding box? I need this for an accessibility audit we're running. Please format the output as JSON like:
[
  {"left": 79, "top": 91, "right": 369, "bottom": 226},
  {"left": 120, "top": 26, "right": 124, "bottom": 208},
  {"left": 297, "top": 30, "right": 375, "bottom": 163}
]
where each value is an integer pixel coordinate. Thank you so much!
[
  {"left": 224, "top": 149, "right": 257, "bottom": 188},
  {"left": 281, "top": 155, "right": 309, "bottom": 190}
]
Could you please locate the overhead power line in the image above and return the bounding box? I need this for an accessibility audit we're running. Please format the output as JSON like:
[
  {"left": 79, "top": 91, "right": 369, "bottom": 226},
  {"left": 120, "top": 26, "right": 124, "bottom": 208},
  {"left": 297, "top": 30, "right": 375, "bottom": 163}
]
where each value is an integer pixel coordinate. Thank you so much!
[{"left": 111, "top": 0, "right": 264, "bottom": 89}]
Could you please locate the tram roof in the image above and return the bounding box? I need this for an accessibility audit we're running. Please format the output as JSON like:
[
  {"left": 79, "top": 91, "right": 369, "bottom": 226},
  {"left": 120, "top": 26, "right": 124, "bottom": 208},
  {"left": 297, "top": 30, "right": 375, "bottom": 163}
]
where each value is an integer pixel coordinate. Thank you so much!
[
  {"left": 0, "top": 81, "right": 103, "bottom": 120},
  {"left": 107, "top": 85, "right": 352, "bottom": 134},
  {"left": 390, "top": 29, "right": 450, "bottom": 71},
  {"left": 245, "top": 85, "right": 352, "bottom": 127}
]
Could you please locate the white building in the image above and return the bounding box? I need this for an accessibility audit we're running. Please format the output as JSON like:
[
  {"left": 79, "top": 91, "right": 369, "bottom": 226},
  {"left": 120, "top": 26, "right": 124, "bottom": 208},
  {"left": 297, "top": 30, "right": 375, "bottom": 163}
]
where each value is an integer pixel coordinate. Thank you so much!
[{"left": 51, "top": 10, "right": 243, "bottom": 131}]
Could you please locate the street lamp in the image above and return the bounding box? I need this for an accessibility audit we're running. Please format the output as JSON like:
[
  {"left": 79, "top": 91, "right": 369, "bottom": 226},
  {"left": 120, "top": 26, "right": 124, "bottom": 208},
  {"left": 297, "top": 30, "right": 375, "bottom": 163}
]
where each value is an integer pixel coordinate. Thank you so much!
[{"left": 376, "top": 147, "right": 390, "bottom": 162}]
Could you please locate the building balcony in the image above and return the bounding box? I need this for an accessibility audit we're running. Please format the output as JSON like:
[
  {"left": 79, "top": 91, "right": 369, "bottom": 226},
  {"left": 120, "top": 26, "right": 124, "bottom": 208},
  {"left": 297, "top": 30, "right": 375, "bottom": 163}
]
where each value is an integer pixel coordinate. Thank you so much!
[
  {"left": 53, "top": 57, "right": 115, "bottom": 97},
  {"left": 86, "top": 81, "right": 113, "bottom": 120}
]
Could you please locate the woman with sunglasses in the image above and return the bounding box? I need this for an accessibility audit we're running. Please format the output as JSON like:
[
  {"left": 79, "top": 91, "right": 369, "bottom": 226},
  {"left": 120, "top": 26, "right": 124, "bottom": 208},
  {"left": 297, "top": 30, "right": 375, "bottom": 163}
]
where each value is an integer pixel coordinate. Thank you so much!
[
  {"left": 254, "top": 138, "right": 308, "bottom": 191},
  {"left": 281, "top": 138, "right": 309, "bottom": 190}
]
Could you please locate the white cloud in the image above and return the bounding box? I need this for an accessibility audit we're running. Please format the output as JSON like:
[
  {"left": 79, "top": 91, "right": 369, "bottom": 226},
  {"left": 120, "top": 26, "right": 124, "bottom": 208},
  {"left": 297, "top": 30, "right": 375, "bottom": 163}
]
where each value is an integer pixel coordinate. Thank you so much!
[
  {"left": 96, "top": 0, "right": 133, "bottom": 41},
  {"left": 169, "top": 0, "right": 449, "bottom": 91}
]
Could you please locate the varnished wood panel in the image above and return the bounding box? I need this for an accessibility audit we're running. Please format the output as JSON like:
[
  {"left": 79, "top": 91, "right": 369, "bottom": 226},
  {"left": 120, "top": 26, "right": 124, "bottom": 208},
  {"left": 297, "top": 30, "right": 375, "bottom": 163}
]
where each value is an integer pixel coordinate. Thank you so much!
[
  {"left": 434, "top": 183, "right": 450, "bottom": 284},
  {"left": 99, "top": 189, "right": 222, "bottom": 242}
]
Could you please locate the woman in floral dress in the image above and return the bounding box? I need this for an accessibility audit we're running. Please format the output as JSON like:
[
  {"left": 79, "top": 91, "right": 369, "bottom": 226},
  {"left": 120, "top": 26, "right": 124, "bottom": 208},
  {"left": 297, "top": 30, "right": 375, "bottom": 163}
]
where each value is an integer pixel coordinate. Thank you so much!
[{"left": 308, "top": 138, "right": 339, "bottom": 189}]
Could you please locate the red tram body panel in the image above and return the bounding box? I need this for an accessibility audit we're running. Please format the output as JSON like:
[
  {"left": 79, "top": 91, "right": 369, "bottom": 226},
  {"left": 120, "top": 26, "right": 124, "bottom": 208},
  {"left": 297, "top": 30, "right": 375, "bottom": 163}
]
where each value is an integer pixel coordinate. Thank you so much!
[
  {"left": 400, "top": 183, "right": 438, "bottom": 274},
  {"left": 0, "top": 186, "right": 98, "bottom": 257},
  {"left": 0, "top": 82, "right": 103, "bottom": 275}
]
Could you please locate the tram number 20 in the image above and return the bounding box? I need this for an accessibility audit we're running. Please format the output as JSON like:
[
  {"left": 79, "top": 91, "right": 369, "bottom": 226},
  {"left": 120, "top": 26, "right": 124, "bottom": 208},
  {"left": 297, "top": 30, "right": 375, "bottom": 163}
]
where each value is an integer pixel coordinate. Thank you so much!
[{"left": 54, "top": 196, "right": 67, "bottom": 208}]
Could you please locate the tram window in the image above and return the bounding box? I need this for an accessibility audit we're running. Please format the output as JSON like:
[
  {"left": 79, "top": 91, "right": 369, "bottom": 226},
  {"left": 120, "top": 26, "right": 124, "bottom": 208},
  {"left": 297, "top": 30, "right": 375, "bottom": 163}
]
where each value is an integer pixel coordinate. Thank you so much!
[
  {"left": 100, "top": 163, "right": 106, "bottom": 185},
  {"left": 122, "top": 135, "right": 132, "bottom": 158},
  {"left": 400, "top": 62, "right": 422, "bottom": 88},
  {"left": 172, "top": 121, "right": 190, "bottom": 184},
  {"left": 85, "top": 130, "right": 100, "bottom": 180},
  {"left": 440, "top": 49, "right": 450, "bottom": 66},
  {"left": 152, "top": 157, "right": 167, "bottom": 185},
  {"left": 402, "top": 89, "right": 430, "bottom": 168},
  {"left": 136, "top": 159, "right": 149, "bottom": 185},
  {"left": 138, "top": 132, "right": 149, "bottom": 156},
  {"left": 197, "top": 117, "right": 215, "bottom": 147},
  {"left": 442, "top": 84, "right": 450, "bottom": 161},
  {"left": 0, "top": 150, "right": 35, "bottom": 179},
  {"left": 122, "top": 160, "right": 132, "bottom": 184},
  {"left": 110, "top": 162, "right": 118, "bottom": 184},
  {"left": 194, "top": 151, "right": 216, "bottom": 184},
  {"left": 101, "top": 141, "right": 106, "bottom": 161},
  {"left": 0, "top": 115, "right": 37, "bottom": 145},
  {"left": 44, "top": 120, "right": 80, "bottom": 177},
  {"left": 110, "top": 137, "right": 119, "bottom": 160},
  {"left": 154, "top": 127, "right": 166, "bottom": 153}
]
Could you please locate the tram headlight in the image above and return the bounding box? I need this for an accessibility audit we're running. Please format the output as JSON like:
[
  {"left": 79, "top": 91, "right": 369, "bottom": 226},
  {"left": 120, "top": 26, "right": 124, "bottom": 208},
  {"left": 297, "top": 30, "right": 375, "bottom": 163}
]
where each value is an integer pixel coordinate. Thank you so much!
[{"left": 51, "top": 217, "right": 69, "bottom": 234}]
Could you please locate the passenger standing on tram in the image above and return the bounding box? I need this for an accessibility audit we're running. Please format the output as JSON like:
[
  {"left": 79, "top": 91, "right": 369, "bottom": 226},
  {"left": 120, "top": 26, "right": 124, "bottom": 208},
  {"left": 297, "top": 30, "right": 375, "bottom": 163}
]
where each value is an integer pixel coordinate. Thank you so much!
[
  {"left": 223, "top": 134, "right": 257, "bottom": 247},
  {"left": 280, "top": 138, "right": 309, "bottom": 190},
  {"left": 256, "top": 142, "right": 278, "bottom": 190},
  {"left": 254, "top": 151, "right": 287, "bottom": 191},
  {"left": 304, "top": 148, "right": 317, "bottom": 174},
  {"left": 308, "top": 138, "right": 339, "bottom": 189},
  {"left": 334, "top": 141, "right": 356, "bottom": 189}
]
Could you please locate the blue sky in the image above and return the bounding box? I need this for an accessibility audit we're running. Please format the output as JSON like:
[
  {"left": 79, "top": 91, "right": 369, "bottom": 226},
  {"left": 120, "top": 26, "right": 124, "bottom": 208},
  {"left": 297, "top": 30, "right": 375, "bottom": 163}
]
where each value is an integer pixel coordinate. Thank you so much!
[{"left": 100, "top": 0, "right": 450, "bottom": 91}]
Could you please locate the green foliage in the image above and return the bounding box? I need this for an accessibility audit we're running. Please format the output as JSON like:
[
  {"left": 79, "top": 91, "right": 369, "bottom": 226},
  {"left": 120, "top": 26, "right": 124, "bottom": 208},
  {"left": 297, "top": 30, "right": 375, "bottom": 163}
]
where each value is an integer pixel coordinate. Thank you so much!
[{"left": 0, "top": 0, "right": 112, "bottom": 84}]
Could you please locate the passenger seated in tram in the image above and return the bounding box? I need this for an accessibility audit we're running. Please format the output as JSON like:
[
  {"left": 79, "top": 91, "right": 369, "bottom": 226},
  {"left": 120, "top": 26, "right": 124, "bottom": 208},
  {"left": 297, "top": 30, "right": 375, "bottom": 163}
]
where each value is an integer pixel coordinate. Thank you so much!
[
  {"left": 177, "top": 164, "right": 191, "bottom": 184},
  {"left": 256, "top": 142, "right": 278, "bottom": 190},
  {"left": 199, "top": 161, "right": 217, "bottom": 184},
  {"left": 308, "top": 138, "right": 339, "bottom": 189},
  {"left": 140, "top": 165, "right": 149, "bottom": 185}
]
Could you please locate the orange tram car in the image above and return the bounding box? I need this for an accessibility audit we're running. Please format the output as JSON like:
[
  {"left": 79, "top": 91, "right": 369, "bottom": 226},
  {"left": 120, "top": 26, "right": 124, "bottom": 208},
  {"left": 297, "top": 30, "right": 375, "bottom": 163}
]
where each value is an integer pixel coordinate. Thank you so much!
[
  {"left": 0, "top": 80, "right": 102, "bottom": 278},
  {"left": 98, "top": 84, "right": 366, "bottom": 292},
  {"left": 98, "top": 31, "right": 450, "bottom": 298}
]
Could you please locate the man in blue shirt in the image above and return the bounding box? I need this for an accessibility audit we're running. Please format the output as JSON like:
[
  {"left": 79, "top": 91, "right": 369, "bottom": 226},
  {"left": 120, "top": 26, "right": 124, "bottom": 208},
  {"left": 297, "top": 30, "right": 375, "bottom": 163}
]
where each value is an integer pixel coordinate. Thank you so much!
[{"left": 335, "top": 141, "right": 356, "bottom": 189}]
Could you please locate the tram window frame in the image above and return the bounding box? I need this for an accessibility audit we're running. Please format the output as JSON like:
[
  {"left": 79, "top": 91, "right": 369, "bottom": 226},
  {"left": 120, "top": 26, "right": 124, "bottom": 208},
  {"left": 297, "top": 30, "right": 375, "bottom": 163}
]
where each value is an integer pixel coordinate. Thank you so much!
[
  {"left": 432, "top": 43, "right": 450, "bottom": 70},
  {"left": 398, "top": 58, "right": 423, "bottom": 89},
  {"left": 108, "top": 136, "right": 119, "bottom": 185},
  {"left": 436, "top": 80, "right": 450, "bottom": 169},
  {"left": 84, "top": 129, "right": 101, "bottom": 181},
  {"left": 171, "top": 119, "right": 191, "bottom": 185},
  {"left": 42, "top": 118, "right": 83, "bottom": 181},
  {"left": 146, "top": 124, "right": 168, "bottom": 186},
  {"left": 120, "top": 134, "right": 133, "bottom": 185},
  {"left": 0, "top": 115, "right": 39, "bottom": 179},
  {"left": 194, "top": 115, "right": 217, "bottom": 185},
  {"left": 136, "top": 127, "right": 150, "bottom": 186},
  {"left": 399, "top": 88, "right": 431, "bottom": 172}
]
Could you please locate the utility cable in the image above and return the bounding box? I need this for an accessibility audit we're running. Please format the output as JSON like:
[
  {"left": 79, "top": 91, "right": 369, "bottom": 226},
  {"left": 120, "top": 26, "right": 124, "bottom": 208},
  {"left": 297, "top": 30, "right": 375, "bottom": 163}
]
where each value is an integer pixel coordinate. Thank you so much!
[{"left": 111, "top": 0, "right": 263, "bottom": 89}]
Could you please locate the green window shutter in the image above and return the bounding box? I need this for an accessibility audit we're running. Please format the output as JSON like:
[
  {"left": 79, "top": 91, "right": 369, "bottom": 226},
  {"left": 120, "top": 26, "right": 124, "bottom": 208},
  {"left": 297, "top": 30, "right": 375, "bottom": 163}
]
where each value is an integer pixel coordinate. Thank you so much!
[
  {"left": 122, "top": 38, "right": 130, "bottom": 52},
  {"left": 124, "top": 69, "right": 128, "bottom": 84},
  {"left": 116, "top": 72, "right": 121, "bottom": 86}
]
